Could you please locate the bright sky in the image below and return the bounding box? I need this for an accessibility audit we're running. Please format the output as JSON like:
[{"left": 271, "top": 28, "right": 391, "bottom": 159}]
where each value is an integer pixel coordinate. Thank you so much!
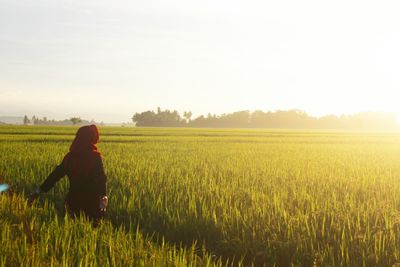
[{"left": 1, "top": 0, "right": 400, "bottom": 122}]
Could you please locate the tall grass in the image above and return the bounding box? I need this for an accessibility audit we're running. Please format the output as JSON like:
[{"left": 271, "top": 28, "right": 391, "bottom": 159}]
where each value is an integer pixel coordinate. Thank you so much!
[
  {"left": 2, "top": 126, "right": 400, "bottom": 266},
  {"left": 0, "top": 194, "right": 223, "bottom": 266}
]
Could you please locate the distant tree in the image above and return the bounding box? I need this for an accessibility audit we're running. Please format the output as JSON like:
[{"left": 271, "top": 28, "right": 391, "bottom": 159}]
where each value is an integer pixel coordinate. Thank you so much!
[
  {"left": 132, "top": 108, "right": 185, "bottom": 127},
  {"left": 23, "top": 115, "right": 30, "bottom": 125},
  {"left": 132, "top": 111, "right": 156, "bottom": 126},
  {"left": 70, "top": 117, "right": 82, "bottom": 125},
  {"left": 32, "top": 115, "right": 40, "bottom": 125},
  {"left": 183, "top": 111, "right": 193, "bottom": 123}
]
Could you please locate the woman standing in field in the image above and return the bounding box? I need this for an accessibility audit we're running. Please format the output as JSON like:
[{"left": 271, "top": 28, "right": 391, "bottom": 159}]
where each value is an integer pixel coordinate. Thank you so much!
[{"left": 29, "top": 125, "right": 108, "bottom": 225}]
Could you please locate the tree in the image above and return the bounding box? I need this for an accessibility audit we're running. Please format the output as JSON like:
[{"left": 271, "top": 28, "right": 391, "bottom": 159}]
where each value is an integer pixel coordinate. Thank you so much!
[
  {"left": 32, "top": 115, "right": 40, "bottom": 125},
  {"left": 23, "top": 115, "right": 30, "bottom": 125},
  {"left": 132, "top": 108, "right": 186, "bottom": 127},
  {"left": 70, "top": 117, "right": 82, "bottom": 125},
  {"left": 183, "top": 111, "right": 192, "bottom": 123}
]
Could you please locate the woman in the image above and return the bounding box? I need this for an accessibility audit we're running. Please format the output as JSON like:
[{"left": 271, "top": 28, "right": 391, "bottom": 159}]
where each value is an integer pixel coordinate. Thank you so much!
[{"left": 29, "top": 125, "right": 108, "bottom": 224}]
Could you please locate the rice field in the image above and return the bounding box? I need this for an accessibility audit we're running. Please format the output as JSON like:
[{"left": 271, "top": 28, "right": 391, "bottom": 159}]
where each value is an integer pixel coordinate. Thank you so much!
[{"left": 2, "top": 126, "right": 400, "bottom": 266}]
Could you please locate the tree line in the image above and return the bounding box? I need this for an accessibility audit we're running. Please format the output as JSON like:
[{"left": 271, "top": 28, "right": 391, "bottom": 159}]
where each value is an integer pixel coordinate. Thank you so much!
[
  {"left": 23, "top": 115, "right": 101, "bottom": 126},
  {"left": 132, "top": 108, "right": 398, "bottom": 129}
]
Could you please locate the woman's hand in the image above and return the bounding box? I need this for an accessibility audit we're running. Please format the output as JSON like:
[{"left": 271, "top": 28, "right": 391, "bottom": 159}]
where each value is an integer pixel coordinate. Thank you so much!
[
  {"left": 99, "top": 196, "right": 108, "bottom": 212},
  {"left": 28, "top": 188, "right": 41, "bottom": 205}
]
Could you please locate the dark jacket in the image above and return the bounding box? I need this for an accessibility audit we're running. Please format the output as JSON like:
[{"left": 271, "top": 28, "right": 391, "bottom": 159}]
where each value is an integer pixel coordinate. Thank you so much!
[{"left": 40, "top": 153, "right": 107, "bottom": 220}]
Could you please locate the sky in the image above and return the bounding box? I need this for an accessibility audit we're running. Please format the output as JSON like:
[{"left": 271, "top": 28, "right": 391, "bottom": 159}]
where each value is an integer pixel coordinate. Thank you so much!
[{"left": 1, "top": 0, "right": 400, "bottom": 122}]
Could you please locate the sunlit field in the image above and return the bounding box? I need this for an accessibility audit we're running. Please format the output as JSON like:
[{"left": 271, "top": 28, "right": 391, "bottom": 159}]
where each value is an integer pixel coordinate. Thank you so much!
[{"left": 2, "top": 126, "right": 400, "bottom": 266}]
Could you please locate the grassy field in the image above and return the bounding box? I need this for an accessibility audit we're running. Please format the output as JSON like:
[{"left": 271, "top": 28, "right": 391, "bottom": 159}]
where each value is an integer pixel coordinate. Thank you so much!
[{"left": 2, "top": 126, "right": 400, "bottom": 266}]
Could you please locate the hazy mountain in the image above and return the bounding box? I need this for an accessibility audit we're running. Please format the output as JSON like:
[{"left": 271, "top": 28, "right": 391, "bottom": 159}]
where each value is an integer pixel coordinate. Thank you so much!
[{"left": 0, "top": 116, "right": 23, "bottom": 125}]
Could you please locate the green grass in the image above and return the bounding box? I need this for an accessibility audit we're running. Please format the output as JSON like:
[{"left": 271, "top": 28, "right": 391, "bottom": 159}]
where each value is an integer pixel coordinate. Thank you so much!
[
  {"left": 2, "top": 126, "right": 400, "bottom": 266},
  {"left": 0, "top": 195, "right": 221, "bottom": 267}
]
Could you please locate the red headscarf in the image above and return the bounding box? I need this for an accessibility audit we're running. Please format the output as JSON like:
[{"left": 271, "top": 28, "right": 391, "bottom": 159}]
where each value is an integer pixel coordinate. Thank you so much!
[
  {"left": 64, "top": 125, "right": 102, "bottom": 178},
  {"left": 70, "top": 125, "right": 100, "bottom": 155}
]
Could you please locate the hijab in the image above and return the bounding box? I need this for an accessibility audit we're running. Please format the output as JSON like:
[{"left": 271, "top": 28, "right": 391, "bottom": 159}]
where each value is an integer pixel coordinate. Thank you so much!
[{"left": 64, "top": 125, "right": 102, "bottom": 178}]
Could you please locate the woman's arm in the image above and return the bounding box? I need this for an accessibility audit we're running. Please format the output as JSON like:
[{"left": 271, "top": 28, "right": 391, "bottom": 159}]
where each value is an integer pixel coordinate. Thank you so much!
[
  {"left": 95, "top": 156, "right": 107, "bottom": 197},
  {"left": 39, "top": 164, "right": 67, "bottom": 192},
  {"left": 94, "top": 156, "right": 108, "bottom": 211},
  {"left": 28, "top": 156, "right": 68, "bottom": 203}
]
